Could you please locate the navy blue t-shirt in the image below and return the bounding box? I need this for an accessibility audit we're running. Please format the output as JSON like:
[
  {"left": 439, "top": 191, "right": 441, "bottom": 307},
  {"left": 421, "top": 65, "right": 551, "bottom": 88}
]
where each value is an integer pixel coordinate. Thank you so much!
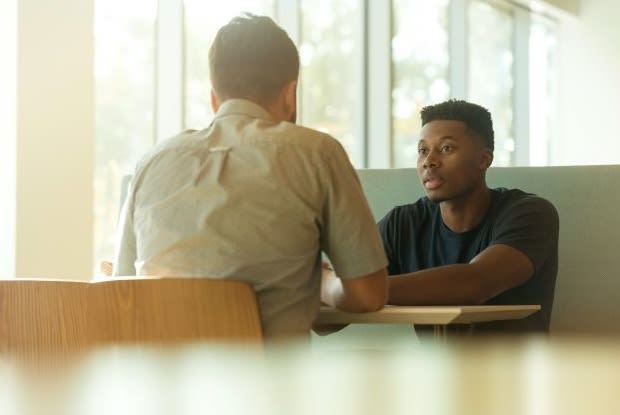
[{"left": 378, "top": 188, "right": 559, "bottom": 333}]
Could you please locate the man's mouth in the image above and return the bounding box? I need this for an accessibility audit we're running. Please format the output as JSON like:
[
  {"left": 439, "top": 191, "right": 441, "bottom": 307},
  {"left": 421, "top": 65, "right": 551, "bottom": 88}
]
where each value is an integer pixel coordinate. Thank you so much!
[{"left": 423, "top": 175, "right": 444, "bottom": 190}]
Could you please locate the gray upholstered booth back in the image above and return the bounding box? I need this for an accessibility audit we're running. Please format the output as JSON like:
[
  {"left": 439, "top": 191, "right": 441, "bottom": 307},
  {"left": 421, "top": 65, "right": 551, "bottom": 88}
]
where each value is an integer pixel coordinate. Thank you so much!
[{"left": 357, "top": 166, "right": 620, "bottom": 334}]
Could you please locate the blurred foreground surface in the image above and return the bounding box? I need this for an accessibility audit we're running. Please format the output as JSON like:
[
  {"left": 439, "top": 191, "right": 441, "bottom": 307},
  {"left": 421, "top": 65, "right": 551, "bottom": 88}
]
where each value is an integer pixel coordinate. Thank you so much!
[{"left": 1, "top": 335, "right": 619, "bottom": 415}]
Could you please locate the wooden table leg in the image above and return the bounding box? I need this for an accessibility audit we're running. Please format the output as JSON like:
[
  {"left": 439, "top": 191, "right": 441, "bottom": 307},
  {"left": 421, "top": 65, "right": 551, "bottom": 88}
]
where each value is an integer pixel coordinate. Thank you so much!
[{"left": 433, "top": 325, "right": 447, "bottom": 342}]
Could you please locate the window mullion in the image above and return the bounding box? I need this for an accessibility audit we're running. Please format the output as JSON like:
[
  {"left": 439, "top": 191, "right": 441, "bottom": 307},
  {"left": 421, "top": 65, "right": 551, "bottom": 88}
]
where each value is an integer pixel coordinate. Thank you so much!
[
  {"left": 367, "top": 0, "right": 391, "bottom": 168},
  {"left": 275, "top": 0, "right": 300, "bottom": 42},
  {"left": 155, "top": 0, "right": 184, "bottom": 143},
  {"left": 450, "top": 0, "right": 468, "bottom": 98},
  {"left": 513, "top": 7, "right": 530, "bottom": 166}
]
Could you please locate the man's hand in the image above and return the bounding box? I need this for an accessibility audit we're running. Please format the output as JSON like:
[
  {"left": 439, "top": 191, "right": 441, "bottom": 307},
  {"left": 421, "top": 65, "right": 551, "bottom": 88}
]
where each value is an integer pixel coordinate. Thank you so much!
[
  {"left": 314, "top": 262, "right": 349, "bottom": 335},
  {"left": 320, "top": 262, "right": 388, "bottom": 312}
]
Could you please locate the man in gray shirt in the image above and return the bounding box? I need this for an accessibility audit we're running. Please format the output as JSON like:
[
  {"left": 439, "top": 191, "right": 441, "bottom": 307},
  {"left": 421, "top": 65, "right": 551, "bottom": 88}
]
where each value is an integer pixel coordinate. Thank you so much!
[{"left": 113, "top": 14, "right": 388, "bottom": 340}]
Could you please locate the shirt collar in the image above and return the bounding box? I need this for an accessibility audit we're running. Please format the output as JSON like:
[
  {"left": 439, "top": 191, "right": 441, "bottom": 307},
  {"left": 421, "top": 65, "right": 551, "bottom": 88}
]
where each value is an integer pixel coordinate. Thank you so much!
[{"left": 214, "top": 99, "right": 273, "bottom": 122}]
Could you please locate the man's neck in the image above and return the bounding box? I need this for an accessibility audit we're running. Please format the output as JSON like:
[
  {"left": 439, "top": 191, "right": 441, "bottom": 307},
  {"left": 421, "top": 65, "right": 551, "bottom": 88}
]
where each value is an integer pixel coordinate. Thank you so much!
[{"left": 439, "top": 186, "right": 491, "bottom": 233}]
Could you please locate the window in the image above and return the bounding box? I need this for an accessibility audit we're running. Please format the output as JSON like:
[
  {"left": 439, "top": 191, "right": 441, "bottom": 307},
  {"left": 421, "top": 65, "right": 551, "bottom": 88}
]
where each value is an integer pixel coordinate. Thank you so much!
[
  {"left": 468, "top": 0, "right": 515, "bottom": 166},
  {"left": 93, "top": 0, "right": 561, "bottom": 271},
  {"left": 529, "top": 16, "right": 557, "bottom": 166},
  {"left": 94, "top": 0, "right": 157, "bottom": 267},
  {"left": 299, "top": 0, "right": 364, "bottom": 166},
  {"left": 392, "top": 0, "right": 450, "bottom": 168},
  {"left": 391, "top": 0, "right": 550, "bottom": 169}
]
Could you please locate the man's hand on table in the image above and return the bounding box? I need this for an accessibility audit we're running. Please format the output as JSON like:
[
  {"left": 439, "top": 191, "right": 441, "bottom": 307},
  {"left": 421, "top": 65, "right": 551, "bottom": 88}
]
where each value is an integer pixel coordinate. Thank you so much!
[{"left": 314, "top": 261, "right": 350, "bottom": 335}]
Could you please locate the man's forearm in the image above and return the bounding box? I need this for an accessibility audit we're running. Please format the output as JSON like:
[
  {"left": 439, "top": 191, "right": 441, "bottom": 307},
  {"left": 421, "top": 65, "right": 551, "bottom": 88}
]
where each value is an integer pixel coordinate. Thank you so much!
[
  {"left": 389, "top": 244, "right": 535, "bottom": 305},
  {"left": 321, "top": 267, "right": 387, "bottom": 312},
  {"left": 388, "top": 263, "right": 490, "bottom": 305},
  {"left": 321, "top": 270, "right": 371, "bottom": 311}
]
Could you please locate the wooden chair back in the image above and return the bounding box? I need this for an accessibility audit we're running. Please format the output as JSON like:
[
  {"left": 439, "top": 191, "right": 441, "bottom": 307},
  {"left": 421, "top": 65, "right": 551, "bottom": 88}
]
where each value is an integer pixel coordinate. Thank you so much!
[{"left": 0, "top": 277, "right": 263, "bottom": 358}]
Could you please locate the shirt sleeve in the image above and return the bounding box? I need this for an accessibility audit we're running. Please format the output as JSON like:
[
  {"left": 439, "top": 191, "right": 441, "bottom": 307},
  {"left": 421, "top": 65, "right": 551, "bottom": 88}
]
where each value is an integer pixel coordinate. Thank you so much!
[
  {"left": 378, "top": 208, "right": 402, "bottom": 276},
  {"left": 491, "top": 195, "right": 559, "bottom": 273},
  {"left": 319, "top": 140, "right": 388, "bottom": 279},
  {"left": 112, "top": 179, "right": 138, "bottom": 276}
]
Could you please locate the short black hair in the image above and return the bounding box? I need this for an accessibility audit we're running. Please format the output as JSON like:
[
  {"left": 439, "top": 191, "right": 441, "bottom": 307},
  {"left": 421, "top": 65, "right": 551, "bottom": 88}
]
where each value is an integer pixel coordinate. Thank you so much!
[
  {"left": 209, "top": 13, "right": 299, "bottom": 105},
  {"left": 420, "top": 99, "right": 494, "bottom": 151}
]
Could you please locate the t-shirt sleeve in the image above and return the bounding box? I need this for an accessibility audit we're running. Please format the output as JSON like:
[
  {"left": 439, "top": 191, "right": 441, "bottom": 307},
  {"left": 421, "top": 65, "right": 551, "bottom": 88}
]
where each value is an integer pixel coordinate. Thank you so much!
[
  {"left": 319, "top": 141, "right": 388, "bottom": 279},
  {"left": 491, "top": 195, "right": 559, "bottom": 273},
  {"left": 378, "top": 209, "right": 402, "bottom": 276}
]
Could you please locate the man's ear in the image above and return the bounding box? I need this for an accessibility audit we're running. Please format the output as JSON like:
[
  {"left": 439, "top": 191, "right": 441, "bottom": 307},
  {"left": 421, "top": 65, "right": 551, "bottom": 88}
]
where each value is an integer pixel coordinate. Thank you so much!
[
  {"left": 282, "top": 80, "right": 297, "bottom": 122},
  {"left": 210, "top": 89, "right": 220, "bottom": 114},
  {"left": 481, "top": 148, "right": 494, "bottom": 170}
]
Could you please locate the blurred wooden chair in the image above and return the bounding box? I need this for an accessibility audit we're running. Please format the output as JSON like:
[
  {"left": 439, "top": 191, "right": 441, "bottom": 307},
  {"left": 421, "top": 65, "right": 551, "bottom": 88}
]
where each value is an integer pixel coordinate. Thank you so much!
[{"left": 0, "top": 277, "right": 263, "bottom": 360}]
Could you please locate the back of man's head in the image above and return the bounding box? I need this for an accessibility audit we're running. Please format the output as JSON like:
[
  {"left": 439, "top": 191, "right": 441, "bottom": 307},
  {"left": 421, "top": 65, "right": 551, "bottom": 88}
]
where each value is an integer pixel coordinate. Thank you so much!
[
  {"left": 209, "top": 14, "right": 299, "bottom": 106},
  {"left": 421, "top": 99, "right": 495, "bottom": 151}
]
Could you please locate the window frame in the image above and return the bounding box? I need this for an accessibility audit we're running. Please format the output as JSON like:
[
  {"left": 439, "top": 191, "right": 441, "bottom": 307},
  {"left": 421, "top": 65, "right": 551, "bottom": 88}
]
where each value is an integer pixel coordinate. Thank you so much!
[{"left": 154, "top": 0, "right": 556, "bottom": 167}]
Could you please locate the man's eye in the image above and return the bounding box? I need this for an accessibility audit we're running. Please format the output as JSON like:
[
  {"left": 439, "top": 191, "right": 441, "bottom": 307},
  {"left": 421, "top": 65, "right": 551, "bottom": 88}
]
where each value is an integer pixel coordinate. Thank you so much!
[
  {"left": 418, "top": 148, "right": 428, "bottom": 156},
  {"left": 440, "top": 145, "right": 452, "bottom": 153}
]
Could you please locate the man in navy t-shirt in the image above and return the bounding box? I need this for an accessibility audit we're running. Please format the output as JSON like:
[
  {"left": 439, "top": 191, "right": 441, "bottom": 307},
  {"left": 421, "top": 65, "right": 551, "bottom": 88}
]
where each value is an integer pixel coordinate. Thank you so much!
[{"left": 378, "top": 99, "right": 559, "bottom": 333}]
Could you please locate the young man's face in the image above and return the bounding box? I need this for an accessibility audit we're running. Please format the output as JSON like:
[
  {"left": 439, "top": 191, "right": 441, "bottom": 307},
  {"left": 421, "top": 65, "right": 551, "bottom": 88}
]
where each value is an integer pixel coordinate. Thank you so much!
[{"left": 416, "top": 120, "right": 493, "bottom": 203}]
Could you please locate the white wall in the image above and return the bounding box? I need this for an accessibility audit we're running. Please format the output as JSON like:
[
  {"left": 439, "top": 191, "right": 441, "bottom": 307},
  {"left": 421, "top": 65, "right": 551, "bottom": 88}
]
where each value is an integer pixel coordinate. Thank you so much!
[
  {"left": 15, "top": 0, "right": 94, "bottom": 278},
  {"left": 553, "top": 0, "right": 620, "bottom": 165}
]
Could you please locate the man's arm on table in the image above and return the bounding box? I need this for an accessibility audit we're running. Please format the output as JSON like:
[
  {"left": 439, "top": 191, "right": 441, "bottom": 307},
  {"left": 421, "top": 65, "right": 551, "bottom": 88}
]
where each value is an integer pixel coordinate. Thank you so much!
[
  {"left": 321, "top": 264, "right": 388, "bottom": 312},
  {"left": 388, "top": 244, "right": 534, "bottom": 305},
  {"left": 313, "top": 266, "right": 387, "bottom": 336}
]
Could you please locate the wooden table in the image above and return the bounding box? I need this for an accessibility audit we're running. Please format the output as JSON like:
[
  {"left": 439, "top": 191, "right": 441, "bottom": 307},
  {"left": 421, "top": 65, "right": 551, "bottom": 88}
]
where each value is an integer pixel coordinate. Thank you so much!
[{"left": 315, "top": 304, "right": 541, "bottom": 339}]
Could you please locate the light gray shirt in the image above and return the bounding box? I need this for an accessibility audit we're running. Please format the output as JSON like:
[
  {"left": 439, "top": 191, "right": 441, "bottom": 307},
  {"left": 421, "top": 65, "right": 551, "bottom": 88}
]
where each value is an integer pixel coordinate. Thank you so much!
[{"left": 114, "top": 99, "right": 387, "bottom": 338}]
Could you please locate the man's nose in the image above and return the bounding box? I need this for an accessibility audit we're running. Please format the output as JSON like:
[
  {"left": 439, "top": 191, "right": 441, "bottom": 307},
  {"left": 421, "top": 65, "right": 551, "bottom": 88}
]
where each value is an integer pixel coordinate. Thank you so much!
[{"left": 423, "top": 150, "right": 440, "bottom": 168}]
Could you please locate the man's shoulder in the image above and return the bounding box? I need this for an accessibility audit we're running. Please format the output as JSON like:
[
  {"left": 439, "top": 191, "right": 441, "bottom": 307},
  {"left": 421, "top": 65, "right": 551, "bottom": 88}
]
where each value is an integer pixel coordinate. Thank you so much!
[
  {"left": 270, "top": 122, "right": 342, "bottom": 151},
  {"left": 157, "top": 128, "right": 204, "bottom": 151},
  {"left": 491, "top": 188, "right": 558, "bottom": 220},
  {"left": 493, "top": 187, "right": 555, "bottom": 207},
  {"left": 133, "top": 129, "right": 204, "bottom": 175}
]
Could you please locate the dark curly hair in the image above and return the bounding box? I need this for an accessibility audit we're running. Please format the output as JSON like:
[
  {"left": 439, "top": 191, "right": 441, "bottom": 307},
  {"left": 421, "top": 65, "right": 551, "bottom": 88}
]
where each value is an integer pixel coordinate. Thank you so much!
[{"left": 420, "top": 99, "right": 494, "bottom": 151}]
